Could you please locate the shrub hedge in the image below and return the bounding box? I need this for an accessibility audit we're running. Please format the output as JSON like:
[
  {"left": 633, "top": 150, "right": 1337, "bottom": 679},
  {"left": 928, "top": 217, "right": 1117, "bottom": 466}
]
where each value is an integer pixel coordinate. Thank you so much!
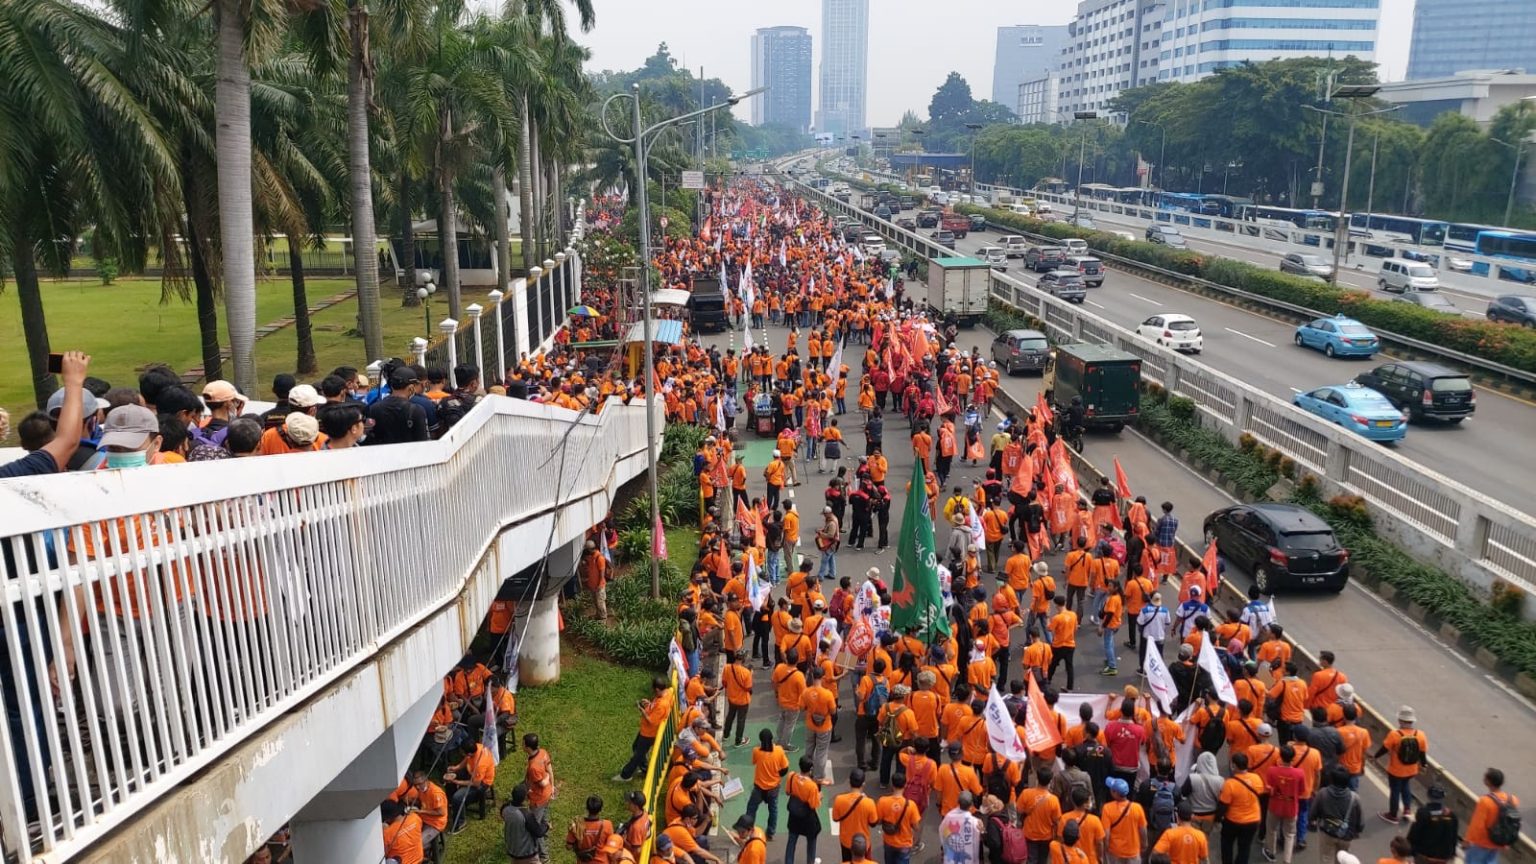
[
  {"left": 960, "top": 203, "right": 1536, "bottom": 373},
  {"left": 1137, "top": 386, "right": 1280, "bottom": 499}
]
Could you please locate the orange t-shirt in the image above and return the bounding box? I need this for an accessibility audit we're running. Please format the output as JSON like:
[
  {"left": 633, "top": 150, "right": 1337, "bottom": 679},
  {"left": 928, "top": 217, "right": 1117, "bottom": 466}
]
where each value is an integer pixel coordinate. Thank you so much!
[
  {"left": 526, "top": 749, "right": 554, "bottom": 806},
  {"left": 1018, "top": 787, "right": 1063, "bottom": 841},
  {"left": 1049, "top": 611, "right": 1078, "bottom": 648},
  {"left": 1102, "top": 800, "right": 1146, "bottom": 858},
  {"left": 724, "top": 663, "right": 754, "bottom": 706},
  {"left": 800, "top": 686, "right": 838, "bottom": 733},
  {"left": 935, "top": 763, "right": 982, "bottom": 814},
  {"left": 751, "top": 745, "right": 789, "bottom": 791},
  {"left": 832, "top": 791, "right": 879, "bottom": 849},
  {"left": 1218, "top": 772, "right": 1265, "bottom": 825},
  {"left": 1384, "top": 729, "right": 1427, "bottom": 778},
  {"left": 1057, "top": 811, "right": 1106, "bottom": 864},
  {"left": 876, "top": 794, "right": 922, "bottom": 849},
  {"left": 1153, "top": 825, "right": 1208, "bottom": 864},
  {"left": 1467, "top": 791, "right": 1521, "bottom": 848}
]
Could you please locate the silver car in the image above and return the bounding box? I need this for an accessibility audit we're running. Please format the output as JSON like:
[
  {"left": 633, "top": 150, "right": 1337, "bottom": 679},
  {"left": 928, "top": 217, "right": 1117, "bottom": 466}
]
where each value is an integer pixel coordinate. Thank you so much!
[{"left": 1280, "top": 252, "right": 1333, "bottom": 280}]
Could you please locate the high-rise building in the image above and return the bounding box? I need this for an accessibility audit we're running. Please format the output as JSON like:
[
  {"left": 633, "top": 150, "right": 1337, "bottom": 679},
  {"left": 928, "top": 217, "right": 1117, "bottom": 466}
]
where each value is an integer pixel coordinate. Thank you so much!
[
  {"left": 816, "top": 0, "right": 869, "bottom": 138},
  {"left": 992, "top": 25, "right": 1071, "bottom": 114},
  {"left": 751, "top": 26, "right": 813, "bottom": 132},
  {"left": 1058, "top": 0, "right": 1166, "bottom": 118},
  {"left": 1407, "top": 0, "right": 1536, "bottom": 81},
  {"left": 1017, "top": 72, "right": 1062, "bottom": 125},
  {"left": 1157, "top": 0, "right": 1379, "bottom": 84}
]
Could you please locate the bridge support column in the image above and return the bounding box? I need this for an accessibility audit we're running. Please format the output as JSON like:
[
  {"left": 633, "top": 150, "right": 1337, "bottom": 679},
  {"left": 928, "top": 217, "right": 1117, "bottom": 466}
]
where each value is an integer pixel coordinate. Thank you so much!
[
  {"left": 290, "top": 682, "right": 438, "bottom": 863},
  {"left": 517, "top": 534, "right": 582, "bottom": 686}
]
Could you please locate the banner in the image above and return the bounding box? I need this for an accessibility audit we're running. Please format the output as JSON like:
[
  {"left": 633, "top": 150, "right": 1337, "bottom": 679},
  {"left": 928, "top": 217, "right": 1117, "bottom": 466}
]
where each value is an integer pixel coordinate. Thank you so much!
[
  {"left": 482, "top": 698, "right": 501, "bottom": 765},
  {"left": 827, "top": 339, "right": 845, "bottom": 375},
  {"left": 1142, "top": 642, "right": 1179, "bottom": 715},
  {"left": 890, "top": 459, "right": 951, "bottom": 642},
  {"left": 668, "top": 636, "right": 690, "bottom": 683},
  {"left": 965, "top": 500, "right": 986, "bottom": 553},
  {"left": 1197, "top": 628, "right": 1239, "bottom": 706},
  {"left": 986, "top": 685, "right": 1031, "bottom": 762},
  {"left": 653, "top": 514, "right": 668, "bottom": 560},
  {"left": 1022, "top": 674, "right": 1063, "bottom": 754},
  {"left": 1114, "top": 458, "right": 1133, "bottom": 500},
  {"left": 747, "top": 556, "right": 771, "bottom": 612}
]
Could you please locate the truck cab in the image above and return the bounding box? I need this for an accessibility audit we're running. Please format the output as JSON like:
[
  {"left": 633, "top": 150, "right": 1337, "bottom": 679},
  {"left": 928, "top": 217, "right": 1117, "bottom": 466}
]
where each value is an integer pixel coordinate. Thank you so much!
[
  {"left": 1042, "top": 343, "right": 1142, "bottom": 432},
  {"left": 686, "top": 277, "right": 729, "bottom": 333}
]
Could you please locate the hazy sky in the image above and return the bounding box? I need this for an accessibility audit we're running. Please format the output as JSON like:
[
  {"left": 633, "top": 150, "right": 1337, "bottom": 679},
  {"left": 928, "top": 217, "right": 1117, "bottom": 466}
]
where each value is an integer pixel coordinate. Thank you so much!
[{"left": 566, "top": 0, "right": 1416, "bottom": 126}]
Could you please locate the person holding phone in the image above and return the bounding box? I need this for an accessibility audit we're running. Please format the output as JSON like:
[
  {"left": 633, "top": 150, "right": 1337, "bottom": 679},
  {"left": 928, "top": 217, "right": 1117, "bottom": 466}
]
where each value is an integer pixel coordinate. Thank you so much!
[{"left": 3, "top": 351, "right": 92, "bottom": 478}]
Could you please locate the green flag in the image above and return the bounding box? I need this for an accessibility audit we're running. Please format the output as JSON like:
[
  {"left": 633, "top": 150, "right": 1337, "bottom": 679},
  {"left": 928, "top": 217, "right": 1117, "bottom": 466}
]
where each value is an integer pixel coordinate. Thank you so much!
[{"left": 889, "top": 458, "right": 951, "bottom": 642}]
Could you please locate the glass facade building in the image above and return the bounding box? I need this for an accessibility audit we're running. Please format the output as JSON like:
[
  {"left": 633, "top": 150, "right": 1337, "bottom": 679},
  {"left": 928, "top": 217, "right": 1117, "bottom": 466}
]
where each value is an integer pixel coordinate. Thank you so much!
[
  {"left": 815, "top": 0, "right": 869, "bottom": 138},
  {"left": 1407, "top": 0, "right": 1536, "bottom": 80},
  {"left": 992, "top": 25, "right": 1071, "bottom": 115},
  {"left": 751, "top": 26, "right": 813, "bottom": 132},
  {"left": 1157, "top": 0, "right": 1379, "bottom": 83}
]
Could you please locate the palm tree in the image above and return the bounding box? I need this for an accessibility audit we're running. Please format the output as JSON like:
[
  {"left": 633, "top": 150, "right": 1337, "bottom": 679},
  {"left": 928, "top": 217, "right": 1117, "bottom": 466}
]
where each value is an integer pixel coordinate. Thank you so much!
[{"left": 1, "top": 0, "right": 182, "bottom": 405}]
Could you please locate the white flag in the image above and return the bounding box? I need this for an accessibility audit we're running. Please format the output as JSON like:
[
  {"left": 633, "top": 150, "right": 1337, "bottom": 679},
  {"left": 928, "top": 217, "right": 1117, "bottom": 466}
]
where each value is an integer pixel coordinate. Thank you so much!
[
  {"left": 884, "top": 278, "right": 895, "bottom": 300},
  {"left": 827, "top": 339, "right": 845, "bottom": 374},
  {"left": 985, "top": 685, "right": 1031, "bottom": 762},
  {"left": 1142, "top": 643, "right": 1179, "bottom": 715},
  {"left": 743, "top": 325, "right": 754, "bottom": 352},
  {"left": 668, "top": 636, "right": 691, "bottom": 682},
  {"left": 747, "top": 555, "right": 770, "bottom": 611},
  {"left": 482, "top": 698, "right": 501, "bottom": 765},
  {"left": 779, "top": 240, "right": 787, "bottom": 268},
  {"left": 1197, "top": 630, "right": 1239, "bottom": 706},
  {"left": 965, "top": 499, "right": 985, "bottom": 552},
  {"left": 720, "top": 260, "right": 730, "bottom": 297}
]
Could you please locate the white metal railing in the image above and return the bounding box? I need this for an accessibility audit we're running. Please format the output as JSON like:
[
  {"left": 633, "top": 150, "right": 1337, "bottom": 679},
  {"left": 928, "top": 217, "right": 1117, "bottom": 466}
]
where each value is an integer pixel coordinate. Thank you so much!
[
  {"left": 778, "top": 174, "right": 1536, "bottom": 596},
  {"left": 0, "top": 395, "right": 653, "bottom": 862}
]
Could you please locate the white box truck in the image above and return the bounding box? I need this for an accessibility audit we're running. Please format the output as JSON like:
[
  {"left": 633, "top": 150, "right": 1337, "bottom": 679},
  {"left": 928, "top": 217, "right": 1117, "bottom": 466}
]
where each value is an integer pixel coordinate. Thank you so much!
[{"left": 926, "top": 256, "right": 992, "bottom": 325}]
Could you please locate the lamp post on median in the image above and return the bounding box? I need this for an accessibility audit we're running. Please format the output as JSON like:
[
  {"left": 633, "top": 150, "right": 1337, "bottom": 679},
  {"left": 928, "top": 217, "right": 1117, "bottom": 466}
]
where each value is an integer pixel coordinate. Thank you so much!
[
  {"left": 601, "top": 82, "right": 766, "bottom": 599},
  {"left": 1303, "top": 85, "right": 1398, "bottom": 285},
  {"left": 965, "top": 122, "right": 984, "bottom": 194},
  {"left": 1490, "top": 134, "right": 1534, "bottom": 228}
]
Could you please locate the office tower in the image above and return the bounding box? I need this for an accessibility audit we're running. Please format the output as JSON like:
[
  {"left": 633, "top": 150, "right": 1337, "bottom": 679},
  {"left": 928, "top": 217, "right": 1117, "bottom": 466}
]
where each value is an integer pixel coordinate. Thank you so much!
[
  {"left": 1057, "top": 0, "right": 1166, "bottom": 117},
  {"left": 751, "top": 26, "right": 813, "bottom": 132},
  {"left": 1158, "top": 0, "right": 1379, "bottom": 84},
  {"left": 1407, "top": 0, "right": 1536, "bottom": 80},
  {"left": 816, "top": 0, "right": 869, "bottom": 137},
  {"left": 993, "top": 25, "right": 1070, "bottom": 115}
]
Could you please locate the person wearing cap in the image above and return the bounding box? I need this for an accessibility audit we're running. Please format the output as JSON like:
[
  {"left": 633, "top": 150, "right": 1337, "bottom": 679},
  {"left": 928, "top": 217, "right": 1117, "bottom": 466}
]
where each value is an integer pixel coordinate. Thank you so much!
[
  {"left": 196, "top": 380, "right": 246, "bottom": 442},
  {"left": 1174, "top": 585, "right": 1210, "bottom": 640},
  {"left": 1136, "top": 592, "right": 1171, "bottom": 668},
  {"left": 618, "top": 790, "right": 651, "bottom": 860},
  {"left": 1374, "top": 707, "right": 1427, "bottom": 824},
  {"left": 381, "top": 798, "right": 424, "bottom": 864},
  {"left": 877, "top": 685, "right": 919, "bottom": 786},
  {"left": 95, "top": 403, "right": 163, "bottom": 471},
  {"left": 765, "top": 449, "right": 787, "bottom": 510},
  {"left": 367, "top": 366, "right": 431, "bottom": 444},
  {"left": 43, "top": 368, "right": 108, "bottom": 471},
  {"left": 1102, "top": 776, "right": 1147, "bottom": 864},
  {"left": 255, "top": 410, "right": 323, "bottom": 455},
  {"left": 1406, "top": 785, "right": 1458, "bottom": 864}
]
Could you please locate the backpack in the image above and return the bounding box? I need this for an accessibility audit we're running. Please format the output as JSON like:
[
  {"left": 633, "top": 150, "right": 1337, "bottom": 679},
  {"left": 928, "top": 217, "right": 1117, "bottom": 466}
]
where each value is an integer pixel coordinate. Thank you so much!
[
  {"left": 786, "top": 775, "right": 823, "bottom": 835},
  {"left": 1318, "top": 791, "right": 1359, "bottom": 839},
  {"left": 1149, "top": 780, "right": 1177, "bottom": 831},
  {"left": 1199, "top": 706, "right": 1227, "bottom": 754},
  {"left": 437, "top": 392, "right": 476, "bottom": 433},
  {"left": 863, "top": 678, "right": 890, "bottom": 717},
  {"left": 188, "top": 423, "right": 231, "bottom": 450},
  {"left": 1486, "top": 792, "right": 1523, "bottom": 847},
  {"left": 904, "top": 759, "right": 934, "bottom": 811},
  {"left": 878, "top": 705, "right": 910, "bottom": 749},
  {"left": 1396, "top": 731, "right": 1423, "bottom": 766},
  {"left": 991, "top": 815, "right": 1029, "bottom": 864}
]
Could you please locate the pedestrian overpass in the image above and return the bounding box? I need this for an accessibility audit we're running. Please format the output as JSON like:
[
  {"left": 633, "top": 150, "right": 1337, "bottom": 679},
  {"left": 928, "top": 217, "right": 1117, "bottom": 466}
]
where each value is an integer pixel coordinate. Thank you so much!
[{"left": 0, "top": 395, "right": 657, "bottom": 864}]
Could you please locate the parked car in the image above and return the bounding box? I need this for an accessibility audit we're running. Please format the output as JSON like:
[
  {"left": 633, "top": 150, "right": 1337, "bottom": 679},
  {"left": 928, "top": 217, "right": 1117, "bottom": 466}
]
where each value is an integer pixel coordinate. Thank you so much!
[
  {"left": 1487, "top": 294, "right": 1536, "bottom": 327},
  {"left": 1068, "top": 255, "right": 1104, "bottom": 287},
  {"left": 1025, "top": 246, "right": 1069, "bottom": 272},
  {"left": 1001, "top": 235, "right": 1029, "bottom": 258},
  {"left": 1294, "top": 315, "right": 1379, "bottom": 358},
  {"left": 1353, "top": 361, "right": 1476, "bottom": 423},
  {"left": 1393, "top": 291, "right": 1460, "bottom": 314},
  {"left": 1293, "top": 381, "right": 1408, "bottom": 444},
  {"left": 930, "top": 229, "right": 957, "bottom": 250},
  {"left": 1378, "top": 258, "right": 1440, "bottom": 293},
  {"left": 1037, "top": 269, "right": 1087, "bottom": 303},
  {"left": 1145, "top": 225, "right": 1187, "bottom": 248},
  {"left": 1203, "top": 503, "right": 1351, "bottom": 593},
  {"left": 981, "top": 246, "right": 1008, "bottom": 270},
  {"left": 991, "top": 328, "right": 1051, "bottom": 375},
  {"left": 1280, "top": 252, "right": 1333, "bottom": 280},
  {"left": 1136, "top": 313, "right": 1203, "bottom": 353},
  {"left": 896, "top": 216, "right": 918, "bottom": 231}
]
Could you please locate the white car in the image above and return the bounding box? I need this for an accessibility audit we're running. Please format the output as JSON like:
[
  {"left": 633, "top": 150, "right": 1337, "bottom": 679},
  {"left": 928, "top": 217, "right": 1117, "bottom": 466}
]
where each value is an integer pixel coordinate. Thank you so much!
[
  {"left": 861, "top": 235, "right": 887, "bottom": 255},
  {"left": 1137, "top": 313, "right": 1204, "bottom": 353},
  {"left": 1446, "top": 255, "right": 1474, "bottom": 272},
  {"left": 1001, "top": 235, "right": 1029, "bottom": 258},
  {"left": 981, "top": 246, "right": 1008, "bottom": 269}
]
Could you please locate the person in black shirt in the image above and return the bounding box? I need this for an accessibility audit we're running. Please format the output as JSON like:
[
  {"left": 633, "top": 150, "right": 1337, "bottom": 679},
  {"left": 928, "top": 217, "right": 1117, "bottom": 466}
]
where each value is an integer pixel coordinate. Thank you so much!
[{"left": 366, "top": 367, "right": 431, "bottom": 444}]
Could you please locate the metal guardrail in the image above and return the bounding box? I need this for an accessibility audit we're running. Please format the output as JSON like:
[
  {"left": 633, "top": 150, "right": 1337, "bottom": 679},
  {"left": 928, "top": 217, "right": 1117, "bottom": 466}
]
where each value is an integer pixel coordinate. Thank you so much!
[
  {"left": 774, "top": 170, "right": 1536, "bottom": 597},
  {"left": 0, "top": 395, "right": 655, "bottom": 862},
  {"left": 967, "top": 197, "right": 1536, "bottom": 389}
]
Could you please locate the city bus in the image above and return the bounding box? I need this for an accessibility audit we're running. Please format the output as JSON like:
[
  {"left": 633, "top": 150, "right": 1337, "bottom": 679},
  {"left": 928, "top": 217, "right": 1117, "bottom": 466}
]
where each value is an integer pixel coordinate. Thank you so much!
[
  {"left": 1348, "top": 213, "right": 1448, "bottom": 246},
  {"left": 1249, "top": 206, "right": 1337, "bottom": 231},
  {"left": 1445, "top": 221, "right": 1503, "bottom": 253},
  {"left": 1475, "top": 230, "right": 1536, "bottom": 283}
]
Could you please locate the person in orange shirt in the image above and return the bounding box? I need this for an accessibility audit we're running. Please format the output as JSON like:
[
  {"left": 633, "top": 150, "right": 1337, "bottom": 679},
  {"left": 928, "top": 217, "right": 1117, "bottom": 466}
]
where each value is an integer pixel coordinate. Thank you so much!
[
  {"left": 832, "top": 769, "right": 881, "bottom": 859},
  {"left": 1465, "top": 768, "right": 1520, "bottom": 864},
  {"left": 1304, "top": 652, "right": 1348, "bottom": 709},
  {"left": 1153, "top": 803, "right": 1210, "bottom": 864},
  {"left": 1374, "top": 706, "right": 1427, "bottom": 823},
  {"left": 1333, "top": 704, "right": 1371, "bottom": 789},
  {"left": 445, "top": 741, "right": 497, "bottom": 831},
  {"left": 616, "top": 676, "right": 675, "bottom": 781},
  {"left": 1102, "top": 777, "right": 1147, "bottom": 864},
  {"left": 800, "top": 667, "right": 839, "bottom": 783},
  {"left": 1058, "top": 786, "right": 1107, "bottom": 864},
  {"left": 1272, "top": 663, "right": 1310, "bottom": 743},
  {"left": 877, "top": 771, "right": 923, "bottom": 863},
  {"left": 782, "top": 756, "right": 823, "bottom": 864},
  {"left": 934, "top": 744, "right": 983, "bottom": 814},
  {"left": 381, "top": 800, "right": 424, "bottom": 864},
  {"left": 1048, "top": 595, "right": 1079, "bottom": 691},
  {"left": 911, "top": 426, "right": 933, "bottom": 472},
  {"left": 773, "top": 650, "right": 809, "bottom": 747},
  {"left": 730, "top": 815, "right": 769, "bottom": 864},
  {"left": 745, "top": 728, "right": 789, "bottom": 838},
  {"left": 910, "top": 670, "right": 944, "bottom": 742},
  {"left": 723, "top": 651, "right": 755, "bottom": 746},
  {"left": 1019, "top": 771, "right": 1064, "bottom": 858},
  {"left": 1099, "top": 580, "right": 1125, "bottom": 676},
  {"left": 1217, "top": 752, "right": 1265, "bottom": 864},
  {"left": 403, "top": 769, "right": 449, "bottom": 848},
  {"left": 583, "top": 540, "right": 610, "bottom": 620},
  {"left": 256, "top": 411, "right": 324, "bottom": 455}
]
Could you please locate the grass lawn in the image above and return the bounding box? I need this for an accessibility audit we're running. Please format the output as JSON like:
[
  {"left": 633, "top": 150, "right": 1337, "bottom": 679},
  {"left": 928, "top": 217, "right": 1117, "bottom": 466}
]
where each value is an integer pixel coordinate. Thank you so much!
[
  {"left": 443, "top": 650, "right": 652, "bottom": 864},
  {"left": 0, "top": 275, "right": 440, "bottom": 426}
]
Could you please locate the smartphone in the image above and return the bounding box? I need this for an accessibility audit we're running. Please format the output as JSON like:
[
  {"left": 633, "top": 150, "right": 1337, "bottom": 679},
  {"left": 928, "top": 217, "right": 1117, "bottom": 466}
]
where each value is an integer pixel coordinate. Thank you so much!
[{"left": 47, "top": 353, "right": 64, "bottom": 374}]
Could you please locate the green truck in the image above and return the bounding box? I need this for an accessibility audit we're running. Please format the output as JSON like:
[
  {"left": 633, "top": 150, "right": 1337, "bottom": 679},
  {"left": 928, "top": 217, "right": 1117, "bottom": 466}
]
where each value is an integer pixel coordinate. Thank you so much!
[{"left": 1043, "top": 343, "right": 1142, "bottom": 432}]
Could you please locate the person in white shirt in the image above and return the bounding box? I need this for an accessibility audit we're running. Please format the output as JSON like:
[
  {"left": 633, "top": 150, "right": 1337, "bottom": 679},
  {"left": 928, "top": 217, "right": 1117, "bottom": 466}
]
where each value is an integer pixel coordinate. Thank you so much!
[
  {"left": 1136, "top": 592, "right": 1171, "bottom": 666},
  {"left": 940, "top": 791, "right": 983, "bottom": 864}
]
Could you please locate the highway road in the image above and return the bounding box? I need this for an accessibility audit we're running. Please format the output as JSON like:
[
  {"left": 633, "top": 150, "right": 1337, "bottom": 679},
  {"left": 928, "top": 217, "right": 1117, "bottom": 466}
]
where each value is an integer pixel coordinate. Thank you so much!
[{"left": 946, "top": 225, "right": 1536, "bottom": 520}]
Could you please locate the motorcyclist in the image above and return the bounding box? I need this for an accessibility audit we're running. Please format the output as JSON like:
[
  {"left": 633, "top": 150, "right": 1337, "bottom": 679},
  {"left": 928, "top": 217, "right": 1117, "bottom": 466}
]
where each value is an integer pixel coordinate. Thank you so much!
[{"left": 1065, "top": 395, "right": 1086, "bottom": 431}]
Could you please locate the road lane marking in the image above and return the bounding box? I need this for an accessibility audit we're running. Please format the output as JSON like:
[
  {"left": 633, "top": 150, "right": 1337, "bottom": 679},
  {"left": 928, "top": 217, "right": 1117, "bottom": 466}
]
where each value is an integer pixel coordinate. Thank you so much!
[
  {"left": 1224, "top": 327, "right": 1276, "bottom": 348},
  {"left": 1127, "top": 292, "right": 1156, "bottom": 304},
  {"left": 1086, "top": 300, "right": 1107, "bottom": 310},
  {"left": 1289, "top": 387, "right": 1302, "bottom": 393}
]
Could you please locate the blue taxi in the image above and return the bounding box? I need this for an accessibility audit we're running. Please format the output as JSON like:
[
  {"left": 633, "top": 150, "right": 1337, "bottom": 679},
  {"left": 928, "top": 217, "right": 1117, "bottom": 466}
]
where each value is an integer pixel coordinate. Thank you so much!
[
  {"left": 1292, "top": 382, "right": 1408, "bottom": 443},
  {"left": 1293, "top": 315, "right": 1380, "bottom": 358}
]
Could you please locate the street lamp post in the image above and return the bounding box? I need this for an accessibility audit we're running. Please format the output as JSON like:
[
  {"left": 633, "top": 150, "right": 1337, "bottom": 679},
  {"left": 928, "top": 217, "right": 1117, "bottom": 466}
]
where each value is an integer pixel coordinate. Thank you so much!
[
  {"left": 1491, "top": 136, "right": 1531, "bottom": 227},
  {"left": 1071, "top": 111, "right": 1099, "bottom": 221},
  {"left": 1303, "top": 85, "right": 1396, "bottom": 285},
  {"left": 965, "top": 122, "right": 984, "bottom": 193},
  {"left": 415, "top": 280, "right": 437, "bottom": 334},
  {"left": 601, "top": 82, "right": 765, "bottom": 598}
]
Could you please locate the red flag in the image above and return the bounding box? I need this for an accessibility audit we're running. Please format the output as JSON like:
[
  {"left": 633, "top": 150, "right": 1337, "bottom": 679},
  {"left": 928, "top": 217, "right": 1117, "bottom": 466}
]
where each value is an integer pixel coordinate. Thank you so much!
[
  {"left": 935, "top": 388, "right": 952, "bottom": 417},
  {"left": 1201, "top": 539, "right": 1221, "bottom": 596},
  {"left": 1022, "top": 674, "right": 1063, "bottom": 754},
  {"left": 1035, "top": 392, "right": 1054, "bottom": 428},
  {"left": 1113, "top": 458, "right": 1133, "bottom": 500},
  {"left": 653, "top": 514, "right": 669, "bottom": 560}
]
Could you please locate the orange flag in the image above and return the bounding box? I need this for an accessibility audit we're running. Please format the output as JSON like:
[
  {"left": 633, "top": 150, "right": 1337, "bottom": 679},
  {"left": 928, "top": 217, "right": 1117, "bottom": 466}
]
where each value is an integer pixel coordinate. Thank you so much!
[
  {"left": 1113, "top": 458, "right": 1133, "bottom": 500},
  {"left": 1201, "top": 539, "right": 1221, "bottom": 596},
  {"left": 1022, "top": 674, "right": 1064, "bottom": 754},
  {"left": 1035, "top": 392, "right": 1054, "bottom": 427}
]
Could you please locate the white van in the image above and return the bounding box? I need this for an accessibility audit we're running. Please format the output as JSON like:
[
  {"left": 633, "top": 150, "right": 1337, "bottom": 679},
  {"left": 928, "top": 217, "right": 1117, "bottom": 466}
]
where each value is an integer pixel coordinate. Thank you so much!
[
  {"left": 981, "top": 246, "right": 1008, "bottom": 269},
  {"left": 1063, "top": 238, "right": 1089, "bottom": 256},
  {"left": 1001, "top": 235, "right": 1030, "bottom": 257},
  {"left": 1378, "top": 258, "right": 1441, "bottom": 293}
]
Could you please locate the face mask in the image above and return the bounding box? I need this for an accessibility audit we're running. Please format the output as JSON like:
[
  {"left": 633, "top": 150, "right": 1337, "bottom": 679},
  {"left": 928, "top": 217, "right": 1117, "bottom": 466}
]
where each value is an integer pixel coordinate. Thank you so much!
[{"left": 106, "top": 451, "right": 148, "bottom": 470}]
